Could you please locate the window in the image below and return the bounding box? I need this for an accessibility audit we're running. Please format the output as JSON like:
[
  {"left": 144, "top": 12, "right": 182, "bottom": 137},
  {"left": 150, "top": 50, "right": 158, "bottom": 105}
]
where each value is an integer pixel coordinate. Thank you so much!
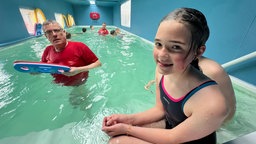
[
  {"left": 121, "top": 0, "right": 131, "bottom": 28},
  {"left": 19, "top": 8, "right": 37, "bottom": 35},
  {"left": 54, "top": 13, "right": 65, "bottom": 28}
]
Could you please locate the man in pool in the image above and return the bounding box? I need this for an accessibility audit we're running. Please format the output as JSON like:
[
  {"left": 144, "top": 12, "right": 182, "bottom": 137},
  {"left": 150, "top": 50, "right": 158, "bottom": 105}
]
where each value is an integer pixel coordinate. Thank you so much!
[
  {"left": 110, "top": 28, "right": 124, "bottom": 39},
  {"left": 98, "top": 22, "right": 109, "bottom": 35},
  {"left": 41, "top": 20, "right": 101, "bottom": 86},
  {"left": 90, "top": 25, "right": 94, "bottom": 30}
]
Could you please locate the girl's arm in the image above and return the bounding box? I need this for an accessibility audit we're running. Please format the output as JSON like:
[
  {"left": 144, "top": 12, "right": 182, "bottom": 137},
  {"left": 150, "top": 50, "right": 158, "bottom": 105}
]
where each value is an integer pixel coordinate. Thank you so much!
[{"left": 125, "top": 85, "right": 228, "bottom": 144}]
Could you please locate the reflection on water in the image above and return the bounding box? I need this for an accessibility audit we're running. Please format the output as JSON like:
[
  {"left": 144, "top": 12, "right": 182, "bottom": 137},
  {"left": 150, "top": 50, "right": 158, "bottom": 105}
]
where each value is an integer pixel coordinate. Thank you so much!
[
  {"left": 0, "top": 63, "right": 14, "bottom": 109},
  {"left": 0, "top": 26, "right": 255, "bottom": 144}
]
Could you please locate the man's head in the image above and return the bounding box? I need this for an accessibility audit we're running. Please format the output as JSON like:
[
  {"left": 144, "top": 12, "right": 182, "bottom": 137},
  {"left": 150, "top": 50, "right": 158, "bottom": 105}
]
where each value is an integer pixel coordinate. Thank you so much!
[
  {"left": 82, "top": 28, "right": 87, "bottom": 32},
  {"left": 102, "top": 22, "right": 107, "bottom": 29},
  {"left": 90, "top": 25, "right": 94, "bottom": 30},
  {"left": 43, "top": 20, "right": 67, "bottom": 51},
  {"left": 110, "top": 30, "right": 116, "bottom": 36},
  {"left": 66, "top": 32, "right": 71, "bottom": 39}
]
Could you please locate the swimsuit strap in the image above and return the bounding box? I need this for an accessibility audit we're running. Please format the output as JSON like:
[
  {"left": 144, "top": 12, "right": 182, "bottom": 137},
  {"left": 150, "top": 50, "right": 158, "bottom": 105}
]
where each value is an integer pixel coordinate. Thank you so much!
[{"left": 181, "top": 80, "right": 217, "bottom": 109}]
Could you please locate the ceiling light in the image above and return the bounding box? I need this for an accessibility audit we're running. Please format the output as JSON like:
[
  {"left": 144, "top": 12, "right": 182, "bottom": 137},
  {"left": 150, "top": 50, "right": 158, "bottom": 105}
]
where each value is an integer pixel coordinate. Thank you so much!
[{"left": 89, "top": 1, "right": 95, "bottom": 5}]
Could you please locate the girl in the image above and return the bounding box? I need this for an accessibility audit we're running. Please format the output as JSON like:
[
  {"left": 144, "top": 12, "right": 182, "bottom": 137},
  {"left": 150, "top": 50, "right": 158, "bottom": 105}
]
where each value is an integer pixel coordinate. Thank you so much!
[{"left": 102, "top": 8, "right": 228, "bottom": 144}]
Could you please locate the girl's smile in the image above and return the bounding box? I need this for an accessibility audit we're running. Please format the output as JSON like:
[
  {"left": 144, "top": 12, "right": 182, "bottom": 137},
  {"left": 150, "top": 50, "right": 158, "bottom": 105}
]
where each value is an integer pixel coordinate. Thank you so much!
[{"left": 154, "top": 20, "right": 194, "bottom": 75}]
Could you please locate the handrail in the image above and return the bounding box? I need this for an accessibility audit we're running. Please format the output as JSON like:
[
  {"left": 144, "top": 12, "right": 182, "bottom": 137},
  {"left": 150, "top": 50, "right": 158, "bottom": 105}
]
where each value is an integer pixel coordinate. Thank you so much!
[{"left": 222, "top": 51, "right": 256, "bottom": 68}]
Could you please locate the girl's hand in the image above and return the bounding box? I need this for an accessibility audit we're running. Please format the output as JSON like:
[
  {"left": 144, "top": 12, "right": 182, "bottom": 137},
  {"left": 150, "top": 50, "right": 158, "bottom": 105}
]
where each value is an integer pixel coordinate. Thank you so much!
[
  {"left": 102, "top": 116, "right": 118, "bottom": 127},
  {"left": 102, "top": 123, "right": 130, "bottom": 137},
  {"left": 102, "top": 114, "right": 133, "bottom": 136},
  {"left": 103, "top": 114, "right": 132, "bottom": 127}
]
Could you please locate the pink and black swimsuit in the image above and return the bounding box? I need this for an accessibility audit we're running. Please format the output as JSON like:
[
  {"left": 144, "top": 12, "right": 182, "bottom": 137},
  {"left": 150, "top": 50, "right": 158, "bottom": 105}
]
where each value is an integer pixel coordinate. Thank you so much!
[{"left": 160, "top": 76, "right": 217, "bottom": 144}]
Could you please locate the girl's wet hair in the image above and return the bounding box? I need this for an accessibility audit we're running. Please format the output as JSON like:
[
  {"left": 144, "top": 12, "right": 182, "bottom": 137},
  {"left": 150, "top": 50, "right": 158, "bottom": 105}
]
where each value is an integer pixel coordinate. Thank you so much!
[{"left": 160, "top": 8, "right": 210, "bottom": 70}]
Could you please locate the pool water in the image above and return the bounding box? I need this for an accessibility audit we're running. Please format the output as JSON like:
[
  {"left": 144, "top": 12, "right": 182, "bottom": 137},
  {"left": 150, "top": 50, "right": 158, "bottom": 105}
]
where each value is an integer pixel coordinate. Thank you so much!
[
  {"left": 217, "top": 82, "right": 256, "bottom": 143},
  {"left": 0, "top": 26, "right": 255, "bottom": 144}
]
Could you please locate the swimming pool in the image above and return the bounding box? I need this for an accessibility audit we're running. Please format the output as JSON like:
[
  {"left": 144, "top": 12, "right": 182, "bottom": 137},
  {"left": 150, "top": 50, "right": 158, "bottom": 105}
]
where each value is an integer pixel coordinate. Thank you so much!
[{"left": 0, "top": 26, "right": 255, "bottom": 144}]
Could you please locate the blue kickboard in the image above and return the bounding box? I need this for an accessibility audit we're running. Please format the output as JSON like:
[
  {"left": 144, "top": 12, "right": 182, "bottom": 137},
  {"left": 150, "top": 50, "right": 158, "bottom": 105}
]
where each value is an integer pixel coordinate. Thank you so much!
[{"left": 13, "top": 61, "right": 70, "bottom": 74}]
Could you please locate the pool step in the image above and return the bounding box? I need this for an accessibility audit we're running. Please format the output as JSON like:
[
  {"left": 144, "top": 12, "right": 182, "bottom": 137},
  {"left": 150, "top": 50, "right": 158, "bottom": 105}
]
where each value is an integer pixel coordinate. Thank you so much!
[{"left": 223, "top": 131, "right": 256, "bottom": 144}]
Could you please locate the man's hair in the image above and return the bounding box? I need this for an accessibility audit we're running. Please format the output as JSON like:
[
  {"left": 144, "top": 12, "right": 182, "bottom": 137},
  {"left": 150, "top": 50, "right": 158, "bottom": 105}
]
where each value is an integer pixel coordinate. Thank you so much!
[
  {"left": 42, "top": 20, "right": 62, "bottom": 31},
  {"left": 82, "top": 28, "right": 87, "bottom": 32},
  {"left": 66, "top": 32, "right": 71, "bottom": 39},
  {"left": 110, "top": 30, "right": 116, "bottom": 35}
]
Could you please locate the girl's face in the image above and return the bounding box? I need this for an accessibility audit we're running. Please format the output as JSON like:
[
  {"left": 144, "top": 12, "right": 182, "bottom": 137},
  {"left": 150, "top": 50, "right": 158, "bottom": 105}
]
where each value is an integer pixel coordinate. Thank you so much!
[{"left": 153, "top": 20, "right": 195, "bottom": 75}]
